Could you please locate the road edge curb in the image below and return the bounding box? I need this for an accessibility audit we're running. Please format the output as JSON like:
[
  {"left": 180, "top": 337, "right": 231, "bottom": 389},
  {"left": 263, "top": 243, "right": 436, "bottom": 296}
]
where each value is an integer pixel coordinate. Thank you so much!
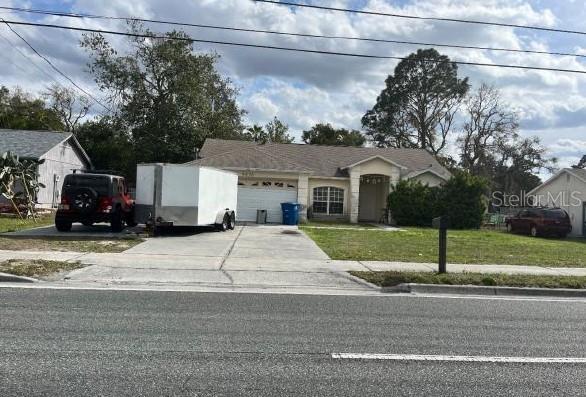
[
  {"left": 0, "top": 272, "right": 37, "bottom": 283},
  {"left": 381, "top": 283, "right": 586, "bottom": 297}
]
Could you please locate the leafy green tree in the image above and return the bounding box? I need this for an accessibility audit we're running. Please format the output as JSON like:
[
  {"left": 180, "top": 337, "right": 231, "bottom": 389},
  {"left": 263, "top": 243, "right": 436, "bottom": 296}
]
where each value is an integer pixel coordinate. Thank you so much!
[
  {"left": 0, "top": 86, "right": 64, "bottom": 131},
  {"left": 244, "top": 124, "right": 267, "bottom": 143},
  {"left": 264, "top": 117, "right": 294, "bottom": 144},
  {"left": 302, "top": 123, "right": 365, "bottom": 146},
  {"left": 245, "top": 117, "right": 294, "bottom": 144},
  {"left": 76, "top": 118, "right": 136, "bottom": 181},
  {"left": 81, "top": 22, "right": 245, "bottom": 164},
  {"left": 362, "top": 48, "right": 469, "bottom": 154}
]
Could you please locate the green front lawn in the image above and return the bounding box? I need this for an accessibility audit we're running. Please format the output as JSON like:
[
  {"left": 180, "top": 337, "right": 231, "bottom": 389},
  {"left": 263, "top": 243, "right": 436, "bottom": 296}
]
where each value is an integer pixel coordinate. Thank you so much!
[
  {"left": 302, "top": 219, "right": 377, "bottom": 229},
  {"left": 351, "top": 271, "right": 586, "bottom": 289},
  {"left": 301, "top": 227, "right": 586, "bottom": 268},
  {"left": 0, "top": 213, "right": 54, "bottom": 233}
]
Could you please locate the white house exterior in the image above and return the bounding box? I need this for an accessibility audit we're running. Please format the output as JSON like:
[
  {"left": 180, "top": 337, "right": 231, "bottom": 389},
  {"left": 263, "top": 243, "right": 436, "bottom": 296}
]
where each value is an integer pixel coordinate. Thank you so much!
[
  {"left": 528, "top": 168, "right": 586, "bottom": 237},
  {"left": 190, "top": 139, "right": 451, "bottom": 224},
  {"left": 0, "top": 129, "right": 92, "bottom": 208}
]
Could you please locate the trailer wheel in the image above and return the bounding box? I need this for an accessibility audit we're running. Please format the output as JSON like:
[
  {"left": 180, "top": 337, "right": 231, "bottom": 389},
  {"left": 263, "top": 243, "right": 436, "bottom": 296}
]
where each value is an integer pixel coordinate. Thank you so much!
[
  {"left": 216, "top": 214, "right": 229, "bottom": 232},
  {"left": 228, "top": 212, "right": 236, "bottom": 230}
]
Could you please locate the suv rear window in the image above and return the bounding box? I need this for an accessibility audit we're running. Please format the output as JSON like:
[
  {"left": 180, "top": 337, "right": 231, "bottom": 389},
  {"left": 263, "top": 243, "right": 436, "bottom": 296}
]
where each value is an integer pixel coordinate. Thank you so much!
[
  {"left": 63, "top": 175, "right": 111, "bottom": 195},
  {"left": 544, "top": 209, "right": 568, "bottom": 219}
]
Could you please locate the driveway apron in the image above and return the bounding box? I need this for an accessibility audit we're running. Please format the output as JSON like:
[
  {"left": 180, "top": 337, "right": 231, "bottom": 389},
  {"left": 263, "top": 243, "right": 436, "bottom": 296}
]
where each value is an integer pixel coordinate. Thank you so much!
[{"left": 64, "top": 225, "right": 370, "bottom": 292}]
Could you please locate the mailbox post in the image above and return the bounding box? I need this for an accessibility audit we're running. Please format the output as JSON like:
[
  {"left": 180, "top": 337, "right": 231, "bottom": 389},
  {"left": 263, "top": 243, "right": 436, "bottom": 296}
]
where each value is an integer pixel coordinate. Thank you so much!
[{"left": 432, "top": 216, "right": 449, "bottom": 273}]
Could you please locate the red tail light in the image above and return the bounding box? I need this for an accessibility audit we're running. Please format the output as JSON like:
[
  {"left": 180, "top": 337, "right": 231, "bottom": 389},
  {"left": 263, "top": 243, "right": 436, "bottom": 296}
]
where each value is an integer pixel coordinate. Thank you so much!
[
  {"left": 58, "top": 196, "right": 70, "bottom": 210},
  {"left": 98, "top": 197, "right": 113, "bottom": 213}
]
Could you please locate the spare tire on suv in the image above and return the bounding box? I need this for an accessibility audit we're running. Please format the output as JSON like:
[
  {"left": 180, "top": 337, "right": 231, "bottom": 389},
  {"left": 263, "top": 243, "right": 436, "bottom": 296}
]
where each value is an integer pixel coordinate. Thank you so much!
[{"left": 72, "top": 187, "right": 98, "bottom": 213}]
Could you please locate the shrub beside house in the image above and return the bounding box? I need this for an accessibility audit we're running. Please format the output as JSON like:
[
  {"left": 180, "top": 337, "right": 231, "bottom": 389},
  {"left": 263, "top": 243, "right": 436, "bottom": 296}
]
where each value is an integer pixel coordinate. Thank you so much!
[{"left": 388, "top": 172, "right": 487, "bottom": 229}]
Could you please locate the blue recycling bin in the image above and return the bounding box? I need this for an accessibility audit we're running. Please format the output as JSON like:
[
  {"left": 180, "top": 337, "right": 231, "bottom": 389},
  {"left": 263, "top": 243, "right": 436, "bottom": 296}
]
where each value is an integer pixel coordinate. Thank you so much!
[{"left": 281, "top": 202, "right": 300, "bottom": 225}]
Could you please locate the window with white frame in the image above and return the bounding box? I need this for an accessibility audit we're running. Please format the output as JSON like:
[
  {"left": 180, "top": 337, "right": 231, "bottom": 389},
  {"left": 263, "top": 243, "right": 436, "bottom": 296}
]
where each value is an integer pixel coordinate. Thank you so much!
[{"left": 313, "top": 187, "right": 344, "bottom": 215}]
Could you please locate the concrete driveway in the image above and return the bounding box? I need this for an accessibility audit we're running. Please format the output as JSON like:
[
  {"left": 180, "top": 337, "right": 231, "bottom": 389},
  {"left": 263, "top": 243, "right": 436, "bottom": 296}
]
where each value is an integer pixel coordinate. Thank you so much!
[
  {"left": 125, "top": 225, "right": 329, "bottom": 260},
  {"left": 64, "top": 225, "right": 373, "bottom": 293}
]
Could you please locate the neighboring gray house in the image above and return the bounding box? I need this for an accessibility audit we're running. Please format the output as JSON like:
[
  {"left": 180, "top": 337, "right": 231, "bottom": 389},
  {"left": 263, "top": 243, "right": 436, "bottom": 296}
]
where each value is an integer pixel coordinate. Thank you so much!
[
  {"left": 190, "top": 139, "right": 451, "bottom": 223},
  {"left": 0, "top": 129, "right": 92, "bottom": 208},
  {"left": 528, "top": 168, "right": 586, "bottom": 237}
]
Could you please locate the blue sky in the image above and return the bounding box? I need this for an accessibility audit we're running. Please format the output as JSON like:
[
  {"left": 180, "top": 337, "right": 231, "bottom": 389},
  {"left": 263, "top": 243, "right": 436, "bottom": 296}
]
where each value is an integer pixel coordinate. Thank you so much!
[{"left": 3, "top": 0, "right": 586, "bottom": 175}]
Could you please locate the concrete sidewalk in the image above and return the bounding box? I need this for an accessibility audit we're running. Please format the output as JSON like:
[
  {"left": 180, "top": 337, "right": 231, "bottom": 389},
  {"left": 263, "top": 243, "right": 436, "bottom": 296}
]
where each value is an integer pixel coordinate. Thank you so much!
[{"left": 1, "top": 249, "right": 586, "bottom": 277}]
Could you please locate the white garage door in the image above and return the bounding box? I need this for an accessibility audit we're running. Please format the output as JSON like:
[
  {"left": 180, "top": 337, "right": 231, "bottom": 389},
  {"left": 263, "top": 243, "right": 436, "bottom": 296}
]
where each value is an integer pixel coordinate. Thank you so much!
[{"left": 237, "top": 186, "right": 297, "bottom": 223}]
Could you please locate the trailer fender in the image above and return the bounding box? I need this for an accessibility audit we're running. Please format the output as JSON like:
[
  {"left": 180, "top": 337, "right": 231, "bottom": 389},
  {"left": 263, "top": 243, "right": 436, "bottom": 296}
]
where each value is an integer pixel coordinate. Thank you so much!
[{"left": 214, "top": 209, "right": 232, "bottom": 224}]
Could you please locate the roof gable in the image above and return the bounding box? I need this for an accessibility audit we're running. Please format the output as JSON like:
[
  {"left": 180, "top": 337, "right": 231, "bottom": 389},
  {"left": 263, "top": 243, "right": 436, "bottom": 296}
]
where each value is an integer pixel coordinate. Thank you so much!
[
  {"left": 0, "top": 129, "right": 69, "bottom": 159},
  {"left": 528, "top": 168, "right": 586, "bottom": 195},
  {"left": 341, "top": 155, "right": 407, "bottom": 170}
]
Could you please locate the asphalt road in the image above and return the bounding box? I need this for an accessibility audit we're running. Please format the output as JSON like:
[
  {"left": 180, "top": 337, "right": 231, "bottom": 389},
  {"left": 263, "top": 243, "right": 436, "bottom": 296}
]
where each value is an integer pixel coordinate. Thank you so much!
[{"left": 0, "top": 288, "right": 584, "bottom": 396}]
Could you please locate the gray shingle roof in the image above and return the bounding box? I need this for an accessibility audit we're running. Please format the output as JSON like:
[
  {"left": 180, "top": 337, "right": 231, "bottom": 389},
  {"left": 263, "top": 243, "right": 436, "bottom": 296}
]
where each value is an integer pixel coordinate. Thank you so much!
[
  {"left": 0, "top": 129, "right": 72, "bottom": 159},
  {"left": 192, "top": 139, "right": 451, "bottom": 179}
]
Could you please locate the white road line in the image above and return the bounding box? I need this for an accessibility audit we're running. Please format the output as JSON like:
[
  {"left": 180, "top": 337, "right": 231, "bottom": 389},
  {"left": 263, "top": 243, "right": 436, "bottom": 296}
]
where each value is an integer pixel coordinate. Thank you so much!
[{"left": 331, "top": 353, "right": 586, "bottom": 363}]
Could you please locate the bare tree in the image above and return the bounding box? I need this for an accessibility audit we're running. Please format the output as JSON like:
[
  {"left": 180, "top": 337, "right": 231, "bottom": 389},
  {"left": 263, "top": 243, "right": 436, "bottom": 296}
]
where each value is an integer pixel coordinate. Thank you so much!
[
  {"left": 458, "top": 83, "right": 518, "bottom": 176},
  {"left": 43, "top": 84, "right": 90, "bottom": 133},
  {"left": 459, "top": 84, "right": 556, "bottom": 196}
]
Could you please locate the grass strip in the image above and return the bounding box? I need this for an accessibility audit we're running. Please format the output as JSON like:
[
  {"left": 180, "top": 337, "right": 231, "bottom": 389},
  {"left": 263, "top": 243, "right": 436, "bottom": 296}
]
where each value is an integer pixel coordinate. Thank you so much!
[
  {"left": 350, "top": 271, "right": 586, "bottom": 289},
  {"left": 0, "top": 259, "right": 84, "bottom": 278},
  {"left": 0, "top": 214, "right": 54, "bottom": 233},
  {"left": 0, "top": 237, "right": 143, "bottom": 253}
]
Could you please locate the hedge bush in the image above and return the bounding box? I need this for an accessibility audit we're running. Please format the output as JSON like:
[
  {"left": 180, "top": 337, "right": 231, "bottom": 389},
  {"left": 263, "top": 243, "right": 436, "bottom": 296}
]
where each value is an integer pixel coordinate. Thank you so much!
[{"left": 387, "top": 172, "right": 487, "bottom": 229}]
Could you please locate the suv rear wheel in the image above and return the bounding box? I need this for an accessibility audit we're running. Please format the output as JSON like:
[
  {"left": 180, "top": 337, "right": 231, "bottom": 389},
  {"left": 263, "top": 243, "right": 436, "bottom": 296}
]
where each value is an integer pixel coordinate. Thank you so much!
[
  {"left": 55, "top": 219, "right": 72, "bottom": 232},
  {"left": 111, "top": 210, "right": 124, "bottom": 233}
]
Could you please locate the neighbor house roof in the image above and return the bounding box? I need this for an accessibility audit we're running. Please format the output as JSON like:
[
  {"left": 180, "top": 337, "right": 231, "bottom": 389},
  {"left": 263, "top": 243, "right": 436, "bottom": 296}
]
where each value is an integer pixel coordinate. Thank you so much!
[
  {"left": 191, "top": 138, "right": 450, "bottom": 179},
  {"left": 528, "top": 168, "right": 586, "bottom": 195},
  {"left": 0, "top": 129, "right": 91, "bottom": 166}
]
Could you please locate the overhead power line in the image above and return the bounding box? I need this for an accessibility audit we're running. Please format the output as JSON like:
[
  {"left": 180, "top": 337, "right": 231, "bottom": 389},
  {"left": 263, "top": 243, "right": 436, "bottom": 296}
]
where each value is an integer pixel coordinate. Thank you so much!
[
  {"left": 0, "top": 27, "right": 64, "bottom": 86},
  {"left": 254, "top": 0, "right": 586, "bottom": 37},
  {"left": 0, "top": 5, "right": 585, "bottom": 59},
  {"left": 0, "top": 19, "right": 111, "bottom": 112},
  {"left": 2, "top": 19, "right": 586, "bottom": 76}
]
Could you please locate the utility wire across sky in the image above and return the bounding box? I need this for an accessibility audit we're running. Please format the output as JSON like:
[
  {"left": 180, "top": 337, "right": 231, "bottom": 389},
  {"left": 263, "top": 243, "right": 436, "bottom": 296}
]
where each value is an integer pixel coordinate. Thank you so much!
[
  {"left": 254, "top": 0, "right": 586, "bottom": 37},
  {"left": 1, "top": 19, "right": 111, "bottom": 112},
  {"left": 1, "top": 5, "right": 586, "bottom": 60},
  {"left": 2, "top": 19, "right": 586, "bottom": 76}
]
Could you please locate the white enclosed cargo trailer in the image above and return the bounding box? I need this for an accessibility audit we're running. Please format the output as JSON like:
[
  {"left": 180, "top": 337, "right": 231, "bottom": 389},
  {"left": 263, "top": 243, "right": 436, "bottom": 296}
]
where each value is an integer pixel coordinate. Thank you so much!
[{"left": 135, "top": 163, "right": 238, "bottom": 231}]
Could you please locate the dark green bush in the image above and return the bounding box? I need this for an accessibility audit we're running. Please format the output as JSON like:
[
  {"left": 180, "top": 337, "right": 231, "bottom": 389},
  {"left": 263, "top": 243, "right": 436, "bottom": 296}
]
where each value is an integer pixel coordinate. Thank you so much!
[
  {"left": 436, "top": 172, "right": 487, "bottom": 229},
  {"left": 387, "top": 171, "right": 487, "bottom": 229},
  {"left": 387, "top": 179, "right": 437, "bottom": 226}
]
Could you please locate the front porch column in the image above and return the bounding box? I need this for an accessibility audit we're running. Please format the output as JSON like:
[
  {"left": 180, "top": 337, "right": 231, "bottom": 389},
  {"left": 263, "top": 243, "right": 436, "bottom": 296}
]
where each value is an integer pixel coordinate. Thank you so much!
[
  {"left": 349, "top": 168, "right": 361, "bottom": 223},
  {"left": 297, "top": 174, "right": 309, "bottom": 222}
]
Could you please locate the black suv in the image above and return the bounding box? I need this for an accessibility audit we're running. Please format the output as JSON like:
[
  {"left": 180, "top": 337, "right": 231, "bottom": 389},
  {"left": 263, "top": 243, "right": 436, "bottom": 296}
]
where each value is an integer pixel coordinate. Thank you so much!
[{"left": 55, "top": 172, "right": 136, "bottom": 232}]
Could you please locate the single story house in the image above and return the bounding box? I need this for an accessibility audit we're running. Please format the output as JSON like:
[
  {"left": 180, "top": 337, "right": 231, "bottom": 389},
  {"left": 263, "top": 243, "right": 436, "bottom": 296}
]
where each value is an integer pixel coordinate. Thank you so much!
[
  {"left": 0, "top": 129, "right": 92, "bottom": 208},
  {"left": 189, "top": 139, "right": 451, "bottom": 223},
  {"left": 527, "top": 168, "right": 586, "bottom": 237}
]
